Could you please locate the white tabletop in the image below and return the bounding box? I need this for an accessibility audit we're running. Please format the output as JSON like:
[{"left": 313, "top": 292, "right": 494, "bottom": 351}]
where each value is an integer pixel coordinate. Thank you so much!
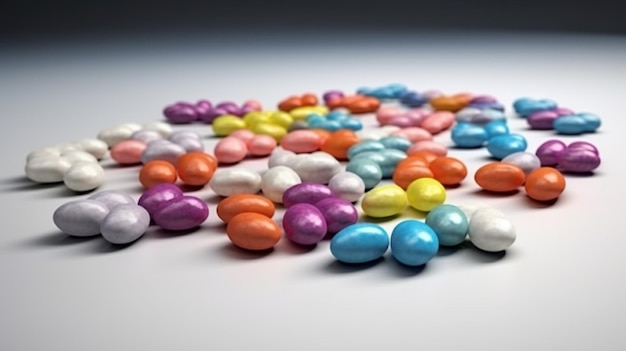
[{"left": 1, "top": 30, "right": 625, "bottom": 350}]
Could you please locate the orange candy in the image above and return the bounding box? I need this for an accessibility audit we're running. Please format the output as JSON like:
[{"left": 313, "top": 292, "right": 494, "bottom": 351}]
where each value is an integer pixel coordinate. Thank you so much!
[
  {"left": 278, "top": 93, "right": 318, "bottom": 111},
  {"left": 524, "top": 167, "right": 566, "bottom": 201},
  {"left": 226, "top": 212, "right": 282, "bottom": 251},
  {"left": 429, "top": 157, "right": 468, "bottom": 186},
  {"left": 320, "top": 129, "right": 360, "bottom": 160},
  {"left": 402, "top": 151, "right": 439, "bottom": 165},
  {"left": 392, "top": 164, "right": 434, "bottom": 190},
  {"left": 217, "top": 194, "right": 276, "bottom": 223},
  {"left": 176, "top": 152, "right": 218, "bottom": 186},
  {"left": 429, "top": 95, "right": 469, "bottom": 112},
  {"left": 325, "top": 94, "right": 380, "bottom": 114},
  {"left": 139, "top": 160, "right": 178, "bottom": 188},
  {"left": 474, "top": 162, "right": 526, "bottom": 192}
]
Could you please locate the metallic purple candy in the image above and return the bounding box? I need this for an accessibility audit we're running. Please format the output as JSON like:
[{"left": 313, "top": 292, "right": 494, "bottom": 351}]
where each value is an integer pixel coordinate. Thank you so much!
[
  {"left": 535, "top": 139, "right": 567, "bottom": 166},
  {"left": 153, "top": 196, "right": 209, "bottom": 231},
  {"left": 215, "top": 102, "right": 241, "bottom": 116},
  {"left": 283, "top": 203, "right": 327, "bottom": 245},
  {"left": 568, "top": 141, "right": 599, "bottom": 155},
  {"left": 558, "top": 148, "right": 601, "bottom": 173},
  {"left": 195, "top": 100, "right": 214, "bottom": 121},
  {"left": 282, "top": 182, "right": 335, "bottom": 208},
  {"left": 323, "top": 90, "right": 344, "bottom": 102},
  {"left": 527, "top": 110, "right": 559, "bottom": 130},
  {"left": 163, "top": 103, "right": 199, "bottom": 124},
  {"left": 469, "top": 95, "right": 498, "bottom": 104},
  {"left": 138, "top": 183, "right": 183, "bottom": 217},
  {"left": 314, "top": 198, "right": 359, "bottom": 234}
]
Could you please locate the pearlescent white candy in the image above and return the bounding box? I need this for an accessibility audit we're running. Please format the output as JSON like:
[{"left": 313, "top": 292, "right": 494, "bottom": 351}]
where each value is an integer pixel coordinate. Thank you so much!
[
  {"left": 261, "top": 166, "right": 301, "bottom": 203},
  {"left": 268, "top": 148, "right": 296, "bottom": 168},
  {"left": 73, "top": 138, "right": 108, "bottom": 159},
  {"left": 53, "top": 199, "right": 109, "bottom": 236},
  {"left": 88, "top": 190, "right": 135, "bottom": 210},
  {"left": 50, "top": 142, "right": 80, "bottom": 153},
  {"left": 168, "top": 130, "right": 202, "bottom": 143},
  {"left": 142, "top": 121, "right": 172, "bottom": 137},
  {"left": 468, "top": 207, "right": 516, "bottom": 252},
  {"left": 26, "top": 148, "right": 61, "bottom": 162},
  {"left": 98, "top": 123, "right": 142, "bottom": 147},
  {"left": 141, "top": 140, "right": 186, "bottom": 165},
  {"left": 25, "top": 156, "right": 72, "bottom": 183},
  {"left": 60, "top": 150, "right": 98, "bottom": 164},
  {"left": 285, "top": 152, "right": 342, "bottom": 184},
  {"left": 209, "top": 168, "right": 262, "bottom": 197},
  {"left": 328, "top": 171, "right": 365, "bottom": 203},
  {"left": 131, "top": 130, "right": 163, "bottom": 144},
  {"left": 63, "top": 161, "right": 105, "bottom": 191},
  {"left": 101, "top": 204, "right": 150, "bottom": 244},
  {"left": 173, "top": 137, "right": 204, "bottom": 152},
  {"left": 502, "top": 151, "right": 541, "bottom": 175}
]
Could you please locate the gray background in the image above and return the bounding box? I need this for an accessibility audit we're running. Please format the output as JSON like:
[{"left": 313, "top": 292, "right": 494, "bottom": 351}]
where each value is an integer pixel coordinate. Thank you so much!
[{"left": 2, "top": 3, "right": 626, "bottom": 350}]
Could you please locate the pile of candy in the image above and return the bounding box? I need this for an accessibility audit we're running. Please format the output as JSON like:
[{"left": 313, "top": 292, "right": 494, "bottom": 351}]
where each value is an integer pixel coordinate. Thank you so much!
[{"left": 26, "top": 83, "right": 604, "bottom": 269}]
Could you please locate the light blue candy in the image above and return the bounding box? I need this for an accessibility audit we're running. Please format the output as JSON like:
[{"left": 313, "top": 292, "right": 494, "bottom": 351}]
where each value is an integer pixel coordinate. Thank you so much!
[
  {"left": 386, "top": 83, "right": 408, "bottom": 97},
  {"left": 379, "top": 136, "right": 412, "bottom": 152},
  {"left": 340, "top": 118, "right": 363, "bottom": 131},
  {"left": 352, "top": 149, "right": 406, "bottom": 178},
  {"left": 483, "top": 120, "right": 509, "bottom": 138},
  {"left": 553, "top": 115, "right": 587, "bottom": 135},
  {"left": 319, "top": 119, "right": 342, "bottom": 131},
  {"left": 425, "top": 205, "right": 469, "bottom": 246},
  {"left": 347, "top": 140, "right": 386, "bottom": 160},
  {"left": 513, "top": 98, "right": 557, "bottom": 117},
  {"left": 390, "top": 220, "right": 439, "bottom": 266},
  {"left": 330, "top": 223, "right": 389, "bottom": 264},
  {"left": 327, "top": 111, "right": 349, "bottom": 121},
  {"left": 575, "top": 112, "right": 601, "bottom": 132},
  {"left": 451, "top": 123, "right": 489, "bottom": 148},
  {"left": 346, "top": 159, "right": 383, "bottom": 189},
  {"left": 486, "top": 134, "right": 527, "bottom": 159}
]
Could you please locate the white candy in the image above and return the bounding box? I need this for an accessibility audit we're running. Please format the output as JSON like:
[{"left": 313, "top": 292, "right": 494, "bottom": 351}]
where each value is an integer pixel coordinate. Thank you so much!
[
  {"left": 141, "top": 140, "right": 186, "bottom": 165},
  {"left": 98, "top": 124, "right": 141, "bottom": 147},
  {"left": 261, "top": 166, "right": 301, "bottom": 203},
  {"left": 357, "top": 125, "right": 402, "bottom": 141},
  {"left": 502, "top": 151, "right": 541, "bottom": 175},
  {"left": 285, "top": 152, "right": 342, "bottom": 184},
  {"left": 131, "top": 130, "right": 163, "bottom": 144},
  {"left": 328, "top": 171, "right": 365, "bottom": 203},
  {"left": 468, "top": 207, "right": 516, "bottom": 252},
  {"left": 210, "top": 168, "right": 262, "bottom": 197},
  {"left": 26, "top": 148, "right": 61, "bottom": 162},
  {"left": 101, "top": 204, "right": 150, "bottom": 244},
  {"left": 63, "top": 161, "right": 104, "bottom": 191},
  {"left": 73, "top": 138, "right": 108, "bottom": 159},
  {"left": 60, "top": 150, "right": 98, "bottom": 164},
  {"left": 142, "top": 121, "right": 172, "bottom": 138},
  {"left": 168, "top": 130, "right": 202, "bottom": 143},
  {"left": 88, "top": 190, "right": 135, "bottom": 210},
  {"left": 50, "top": 142, "right": 80, "bottom": 153},
  {"left": 268, "top": 148, "right": 296, "bottom": 168},
  {"left": 25, "top": 156, "right": 72, "bottom": 183},
  {"left": 53, "top": 199, "right": 109, "bottom": 236}
]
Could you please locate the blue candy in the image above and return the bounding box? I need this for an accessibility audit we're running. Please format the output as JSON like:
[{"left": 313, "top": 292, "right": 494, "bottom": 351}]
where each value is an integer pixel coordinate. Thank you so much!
[
  {"left": 379, "top": 136, "right": 412, "bottom": 152},
  {"left": 486, "top": 134, "right": 528, "bottom": 159},
  {"left": 553, "top": 115, "right": 587, "bottom": 135},
  {"left": 483, "top": 120, "right": 509, "bottom": 138},
  {"left": 390, "top": 220, "right": 439, "bottom": 266},
  {"left": 575, "top": 112, "right": 601, "bottom": 132},
  {"left": 451, "top": 123, "right": 489, "bottom": 148},
  {"left": 425, "top": 205, "right": 469, "bottom": 246},
  {"left": 346, "top": 159, "right": 383, "bottom": 189},
  {"left": 339, "top": 118, "right": 363, "bottom": 131},
  {"left": 513, "top": 97, "right": 557, "bottom": 117},
  {"left": 347, "top": 140, "right": 386, "bottom": 160},
  {"left": 469, "top": 101, "right": 505, "bottom": 112},
  {"left": 330, "top": 223, "right": 390, "bottom": 264},
  {"left": 319, "top": 119, "right": 342, "bottom": 131},
  {"left": 352, "top": 149, "right": 406, "bottom": 178},
  {"left": 399, "top": 91, "right": 428, "bottom": 107},
  {"left": 326, "top": 111, "right": 349, "bottom": 121}
]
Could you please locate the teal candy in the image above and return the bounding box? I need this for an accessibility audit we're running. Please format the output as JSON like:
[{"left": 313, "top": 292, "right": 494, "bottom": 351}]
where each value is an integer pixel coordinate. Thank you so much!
[
  {"left": 425, "top": 204, "right": 469, "bottom": 246},
  {"left": 347, "top": 140, "right": 386, "bottom": 159},
  {"left": 352, "top": 149, "right": 406, "bottom": 178},
  {"left": 327, "top": 111, "right": 349, "bottom": 121},
  {"left": 319, "top": 120, "right": 342, "bottom": 131},
  {"left": 554, "top": 115, "right": 587, "bottom": 135},
  {"left": 330, "top": 223, "right": 389, "bottom": 264},
  {"left": 576, "top": 112, "right": 601, "bottom": 132},
  {"left": 486, "top": 134, "right": 527, "bottom": 159},
  {"left": 379, "top": 136, "right": 412, "bottom": 152},
  {"left": 346, "top": 159, "right": 383, "bottom": 189},
  {"left": 451, "top": 123, "right": 488, "bottom": 148},
  {"left": 340, "top": 118, "right": 363, "bottom": 131},
  {"left": 513, "top": 98, "right": 557, "bottom": 117},
  {"left": 390, "top": 220, "right": 439, "bottom": 266},
  {"left": 483, "top": 120, "right": 509, "bottom": 138}
]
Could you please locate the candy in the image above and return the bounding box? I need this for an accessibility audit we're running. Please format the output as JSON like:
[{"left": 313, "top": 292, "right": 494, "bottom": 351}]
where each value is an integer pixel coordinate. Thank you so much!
[
  {"left": 209, "top": 168, "right": 262, "bottom": 197},
  {"left": 282, "top": 182, "right": 335, "bottom": 208},
  {"left": 110, "top": 140, "right": 146, "bottom": 165},
  {"left": 513, "top": 97, "right": 557, "bottom": 117},
  {"left": 527, "top": 110, "right": 559, "bottom": 130},
  {"left": 217, "top": 194, "right": 275, "bottom": 223},
  {"left": 392, "top": 161, "right": 434, "bottom": 190},
  {"left": 553, "top": 115, "right": 587, "bottom": 135},
  {"left": 153, "top": 195, "right": 209, "bottom": 231},
  {"left": 25, "top": 156, "right": 72, "bottom": 183},
  {"left": 60, "top": 150, "right": 98, "bottom": 164},
  {"left": 483, "top": 120, "right": 509, "bottom": 138},
  {"left": 141, "top": 140, "right": 186, "bottom": 165},
  {"left": 501, "top": 151, "right": 541, "bottom": 175},
  {"left": 330, "top": 223, "right": 389, "bottom": 264},
  {"left": 379, "top": 136, "right": 412, "bottom": 152},
  {"left": 63, "top": 161, "right": 104, "bottom": 192},
  {"left": 260, "top": 166, "right": 301, "bottom": 203},
  {"left": 163, "top": 102, "right": 198, "bottom": 123},
  {"left": 280, "top": 130, "right": 323, "bottom": 153},
  {"left": 72, "top": 138, "right": 109, "bottom": 159},
  {"left": 429, "top": 95, "right": 467, "bottom": 113},
  {"left": 390, "top": 220, "right": 439, "bottom": 266},
  {"left": 137, "top": 183, "right": 183, "bottom": 217},
  {"left": 346, "top": 158, "right": 383, "bottom": 189},
  {"left": 88, "top": 190, "right": 135, "bottom": 210},
  {"left": 313, "top": 198, "right": 359, "bottom": 234},
  {"left": 247, "top": 134, "right": 276, "bottom": 156},
  {"left": 229, "top": 129, "right": 256, "bottom": 144},
  {"left": 568, "top": 141, "right": 599, "bottom": 154},
  {"left": 425, "top": 204, "right": 469, "bottom": 246},
  {"left": 451, "top": 123, "right": 489, "bottom": 148},
  {"left": 97, "top": 123, "right": 142, "bottom": 147},
  {"left": 226, "top": 212, "right": 282, "bottom": 251},
  {"left": 558, "top": 147, "right": 601, "bottom": 173},
  {"left": 428, "top": 156, "right": 467, "bottom": 185},
  {"left": 535, "top": 139, "right": 567, "bottom": 166},
  {"left": 361, "top": 184, "right": 407, "bottom": 218},
  {"left": 390, "top": 127, "right": 433, "bottom": 143},
  {"left": 406, "top": 140, "right": 448, "bottom": 157},
  {"left": 524, "top": 167, "right": 566, "bottom": 201},
  {"left": 268, "top": 148, "right": 296, "bottom": 168},
  {"left": 214, "top": 137, "right": 248, "bottom": 164},
  {"left": 320, "top": 129, "right": 360, "bottom": 160},
  {"left": 176, "top": 152, "right": 217, "bottom": 186},
  {"left": 212, "top": 115, "right": 247, "bottom": 137},
  {"left": 327, "top": 171, "right": 365, "bottom": 203},
  {"left": 468, "top": 207, "right": 516, "bottom": 252},
  {"left": 53, "top": 199, "right": 109, "bottom": 237},
  {"left": 131, "top": 130, "right": 163, "bottom": 144},
  {"left": 284, "top": 152, "right": 342, "bottom": 184},
  {"left": 101, "top": 204, "right": 150, "bottom": 244},
  {"left": 283, "top": 203, "right": 327, "bottom": 245},
  {"left": 139, "top": 160, "right": 178, "bottom": 188},
  {"left": 406, "top": 178, "right": 446, "bottom": 212},
  {"left": 141, "top": 121, "right": 172, "bottom": 138},
  {"left": 347, "top": 140, "right": 386, "bottom": 160},
  {"left": 576, "top": 112, "right": 601, "bottom": 132},
  {"left": 474, "top": 162, "right": 525, "bottom": 192},
  {"left": 420, "top": 111, "right": 456, "bottom": 134},
  {"left": 486, "top": 134, "right": 527, "bottom": 159}
]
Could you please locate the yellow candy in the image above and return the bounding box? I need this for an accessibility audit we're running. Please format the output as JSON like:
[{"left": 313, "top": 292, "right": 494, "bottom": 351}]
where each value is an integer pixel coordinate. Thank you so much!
[
  {"left": 361, "top": 184, "right": 407, "bottom": 218},
  {"left": 251, "top": 123, "right": 287, "bottom": 141},
  {"left": 268, "top": 111, "right": 294, "bottom": 129},
  {"left": 406, "top": 177, "right": 446, "bottom": 212},
  {"left": 242, "top": 111, "right": 271, "bottom": 127},
  {"left": 289, "top": 106, "right": 329, "bottom": 121},
  {"left": 212, "top": 115, "right": 246, "bottom": 136}
]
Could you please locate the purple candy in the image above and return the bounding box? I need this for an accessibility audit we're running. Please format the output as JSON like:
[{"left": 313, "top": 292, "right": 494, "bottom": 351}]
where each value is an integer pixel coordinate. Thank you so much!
[
  {"left": 527, "top": 110, "right": 559, "bottom": 130},
  {"left": 323, "top": 90, "right": 345, "bottom": 103},
  {"left": 163, "top": 103, "right": 199, "bottom": 124},
  {"left": 554, "top": 107, "right": 574, "bottom": 116},
  {"left": 283, "top": 203, "right": 327, "bottom": 245},
  {"left": 195, "top": 100, "right": 213, "bottom": 121},
  {"left": 138, "top": 183, "right": 184, "bottom": 217},
  {"left": 558, "top": 148, "right": 601, "bottom": 173},
  {"left": 535, "top": 139, "right": 567, "bottom": 166},
  {"left": 282, "top": 182, "right": 335, "bottom": 208},
  {"left": 568, "top": 141, "right": 599, "bottom": 155},
  {"left": 238, "top": 104, "right": 258, "bottom": 116},
  {"left": 314, "top": 198, "right": 359, "bottom": 234},
  {"left": 215, "top": 102, "right": 241, "bottom": 116},
  {"left": 153, "top": 196, "right": 209, "bottom": 231},
  {"left": 469, "top": 95, "right": 498, "bottom": 104}
]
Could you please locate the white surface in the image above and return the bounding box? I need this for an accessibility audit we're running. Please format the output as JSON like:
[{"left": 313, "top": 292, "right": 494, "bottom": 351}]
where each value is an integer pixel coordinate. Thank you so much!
[{"left": 1, "top": 31, "right": 626, "bottom": 350}]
